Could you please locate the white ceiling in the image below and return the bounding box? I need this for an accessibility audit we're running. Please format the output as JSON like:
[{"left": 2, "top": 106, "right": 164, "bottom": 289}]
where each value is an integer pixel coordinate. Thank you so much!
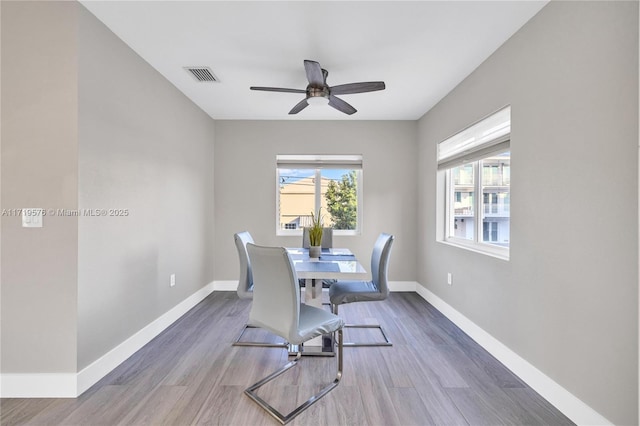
[{"left": 80, "top": 1, "right": 547, "bottom": 121}]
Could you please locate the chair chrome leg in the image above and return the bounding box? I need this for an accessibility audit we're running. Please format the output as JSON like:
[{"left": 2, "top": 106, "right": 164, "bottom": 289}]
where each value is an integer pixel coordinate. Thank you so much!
[
  {"left": 331, "top": 304, "right": 392, "bottom": 347},
  {"left": 244, "top": 328, "right": 344, "bottom": 425},
  {"left": 232, "top": 324, "right": 288, "bottom": 348},
  {"left": 342, "top": 324, "right": 392, "bottom": 347}
]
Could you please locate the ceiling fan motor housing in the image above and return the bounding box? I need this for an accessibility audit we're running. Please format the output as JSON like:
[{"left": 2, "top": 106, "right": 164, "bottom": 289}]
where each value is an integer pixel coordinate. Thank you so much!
[{"left": 308, "top": 86, "right": 330, "bottom": 100}]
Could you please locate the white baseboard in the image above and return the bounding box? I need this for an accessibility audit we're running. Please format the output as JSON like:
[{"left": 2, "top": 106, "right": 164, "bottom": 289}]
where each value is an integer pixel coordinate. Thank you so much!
[
  {"left": 0, "top": 374, "right": 77, "bottom": 398},
  {"left": 76, "top": 281, "right": 215, "bottom": 395},
  {"left": 213, "top": 280, "right": 238, "bottom": 291},
  {"left": 414, "top": 284, "right": 612, "bottom": 426},
  {"left": 388, "top": 280, "right": 418, "bottom": 292},
  {"left": 0, "top": 282, "right": 215, "bottom": 398}
]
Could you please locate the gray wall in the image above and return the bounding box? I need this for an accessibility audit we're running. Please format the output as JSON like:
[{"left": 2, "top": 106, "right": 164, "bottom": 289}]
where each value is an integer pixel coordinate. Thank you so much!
[
  {"left": 77, "top": 5, "right": 215, "bottom": 370},
  {"left": 417, "top": 2, "right": 638, "bottom": 425},
  {"left": 1, "top": 1, "right": 216, "bottom": 374},
  {"left": 1, "top": 2, "right": 637, "bottom": 423},
  {"left": 1, "top": 1, "right": 79, "bottom": 373},
  {"left": 214, "top": 120, "right": 417, "bottom": 283}
]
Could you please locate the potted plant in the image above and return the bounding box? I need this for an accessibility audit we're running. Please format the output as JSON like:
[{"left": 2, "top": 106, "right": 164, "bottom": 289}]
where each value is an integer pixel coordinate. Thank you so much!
[{"left": 308, "top": 208, "right": 323, "bottom": 258}]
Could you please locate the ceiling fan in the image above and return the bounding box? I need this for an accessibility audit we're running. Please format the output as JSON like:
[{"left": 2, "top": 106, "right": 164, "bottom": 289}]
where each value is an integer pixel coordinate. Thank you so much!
[{"left": 250, "top": 60, "right": 385, "bottom": 115}]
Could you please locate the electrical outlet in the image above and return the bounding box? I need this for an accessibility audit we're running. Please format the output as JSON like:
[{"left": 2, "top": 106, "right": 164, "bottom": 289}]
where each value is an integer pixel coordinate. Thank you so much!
[
  {"left": 22, "top": 208, "right": 44, "bottom": 228},
  {"left": 170, "top": 274, "right": 176, "bottom": 287},
  {"left": 447, "top": 273, "right": 452, "bottom": 285}
]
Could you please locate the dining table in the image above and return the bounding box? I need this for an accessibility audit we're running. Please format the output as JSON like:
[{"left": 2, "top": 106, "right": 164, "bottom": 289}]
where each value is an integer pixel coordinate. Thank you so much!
[{"left": 286, "top": 247, "right": 368, "bottom": 356}]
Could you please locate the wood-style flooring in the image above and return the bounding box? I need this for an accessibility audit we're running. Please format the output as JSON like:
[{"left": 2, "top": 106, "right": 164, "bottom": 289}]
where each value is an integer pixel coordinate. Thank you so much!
[{"left": 1, "top": 291, "right": 574, "bottom": 425}]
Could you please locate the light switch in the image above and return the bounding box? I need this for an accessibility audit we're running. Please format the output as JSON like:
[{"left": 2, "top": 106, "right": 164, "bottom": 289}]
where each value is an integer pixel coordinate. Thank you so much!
[{"left": 22, "top": 208, "right": 44, "bottom": 228}]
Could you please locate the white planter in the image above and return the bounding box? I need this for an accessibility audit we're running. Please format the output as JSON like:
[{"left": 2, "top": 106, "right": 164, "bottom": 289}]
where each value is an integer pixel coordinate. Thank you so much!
[{"left": 309, "top": 245, "right": 321, "bottom": 258}]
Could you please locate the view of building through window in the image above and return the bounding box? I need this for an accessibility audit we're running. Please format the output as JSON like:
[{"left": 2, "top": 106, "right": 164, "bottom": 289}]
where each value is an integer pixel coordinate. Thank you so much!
[
  {"left": 278, "top": 168, "right": 359, "bottom": 231},
  {"left": 449, "top": 151, "right": 510, "bottom": 247}
]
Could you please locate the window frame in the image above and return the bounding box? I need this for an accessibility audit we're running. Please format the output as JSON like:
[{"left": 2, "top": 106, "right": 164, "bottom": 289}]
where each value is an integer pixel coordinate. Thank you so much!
[
  {"left": 275, "top": 155, "right": 363, "bottom": 237},
  {"left": 438, "top": 106, "right": 511, "bottom": 260},
  {"left": 443, "top": 154, "right": 510, "bottom": 260}
]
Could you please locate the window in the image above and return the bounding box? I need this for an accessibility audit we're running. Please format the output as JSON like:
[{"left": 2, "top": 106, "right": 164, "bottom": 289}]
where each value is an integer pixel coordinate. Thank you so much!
[
  {"left": 438, "top": 106, "right": 511, "bottom": 259},
  {"left": 276, "top": 155, "right": 363, "bottom": 236},
  {"left": 483, "top": 221, "right": 498, "bottom": 242}
]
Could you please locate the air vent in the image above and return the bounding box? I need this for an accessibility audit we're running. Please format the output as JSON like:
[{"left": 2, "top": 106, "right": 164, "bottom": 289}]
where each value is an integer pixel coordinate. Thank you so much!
[{"left": 184, "top": 66, "right": 219, "bottom": 82}]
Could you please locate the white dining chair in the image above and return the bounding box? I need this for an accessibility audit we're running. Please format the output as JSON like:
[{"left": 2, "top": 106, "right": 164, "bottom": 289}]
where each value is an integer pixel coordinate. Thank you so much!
[
  {"left": 232, "top": 232, "right": 288, "bottom": 348},
  {"left": 244, "top": 243, "right": 345, "bottom": 424},
  {"left": 329, "top": 233, "right": 394, "bottom": 346}
]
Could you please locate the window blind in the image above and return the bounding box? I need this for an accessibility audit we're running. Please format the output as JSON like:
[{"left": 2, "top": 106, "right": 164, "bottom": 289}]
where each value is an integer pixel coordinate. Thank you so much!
[
  {"left": 276, "top": 154, "right": 363, "bottom": 170},
  {"left": 437, "top": 106, "right": 511, "bottom": 170}
]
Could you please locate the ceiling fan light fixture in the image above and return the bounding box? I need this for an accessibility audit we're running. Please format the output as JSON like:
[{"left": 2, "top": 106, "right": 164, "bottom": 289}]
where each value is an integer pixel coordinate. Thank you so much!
[{"left": 307, "top": 96, "right": 329, "bottom": 106}]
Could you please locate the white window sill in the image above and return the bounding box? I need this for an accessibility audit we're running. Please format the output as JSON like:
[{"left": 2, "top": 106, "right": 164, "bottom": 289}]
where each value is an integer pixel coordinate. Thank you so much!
[{"left": 437, "top": 238, "right": 509, "bottom": 261}]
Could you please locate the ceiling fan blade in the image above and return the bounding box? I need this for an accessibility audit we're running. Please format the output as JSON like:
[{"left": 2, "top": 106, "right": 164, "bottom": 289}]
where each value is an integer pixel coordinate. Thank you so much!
[
  {"left": 250, "top": 86, "right": 306, "bottom": 94},
  {"left": 328, "top": 95, "right": 357, "bottom": 115},
  {"left": 330, "top": 81, "right": 386, "bottom": 95},
  {"left": 304, "top": 60, "right": 324, "bottom": 87},
  {"left": 289, "top": 98, "right": 309, "bottom": 114}
]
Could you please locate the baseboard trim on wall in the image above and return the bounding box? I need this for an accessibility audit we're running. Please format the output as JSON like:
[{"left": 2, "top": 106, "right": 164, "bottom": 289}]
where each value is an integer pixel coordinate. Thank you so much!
[
  {"left": 0, "top": 281, "right": 216, "bottom": 398},
  {"left": 414, "top": 284, "right": 612, "bottom": 426},
  {"left": 76, "top": 281, "right": 215, "bottom": 395},
  {"left": 0, "top": 374, "right": 77, "bottom": 398},
  {"left": 213, "top": 280, "right": 239, "bottom": 291},
  {"left": 388, "top": 281, "right": 418, "bottom": 292}
]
